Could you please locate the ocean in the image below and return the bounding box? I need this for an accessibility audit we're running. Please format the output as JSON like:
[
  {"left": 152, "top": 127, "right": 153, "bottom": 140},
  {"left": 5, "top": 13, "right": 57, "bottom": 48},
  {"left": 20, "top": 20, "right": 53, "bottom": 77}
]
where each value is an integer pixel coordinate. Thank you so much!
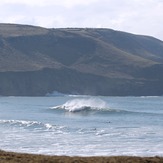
[{"left": 0, "top": 95, "right": 163, "bottom": 156}]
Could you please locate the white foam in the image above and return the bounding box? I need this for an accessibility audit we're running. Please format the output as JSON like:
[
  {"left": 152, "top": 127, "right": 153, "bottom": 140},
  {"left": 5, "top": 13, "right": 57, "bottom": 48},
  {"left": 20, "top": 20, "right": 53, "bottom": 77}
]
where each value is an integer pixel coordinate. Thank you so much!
[
  {"left": 46, "top": 91, "right": 66, "bottom": 97},
  {"left": 0, "top": 120, "right": 53, "bottom": 130},
  {"left": 51, "top": 98, "right": 108, "bottom": 112}
]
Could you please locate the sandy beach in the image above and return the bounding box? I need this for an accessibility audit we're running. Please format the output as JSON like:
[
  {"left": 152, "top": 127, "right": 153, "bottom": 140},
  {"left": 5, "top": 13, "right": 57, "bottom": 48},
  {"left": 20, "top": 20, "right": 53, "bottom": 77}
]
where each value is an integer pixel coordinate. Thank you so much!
[{"left": 0, "top": 150, "right": 163, "bottom": 163}]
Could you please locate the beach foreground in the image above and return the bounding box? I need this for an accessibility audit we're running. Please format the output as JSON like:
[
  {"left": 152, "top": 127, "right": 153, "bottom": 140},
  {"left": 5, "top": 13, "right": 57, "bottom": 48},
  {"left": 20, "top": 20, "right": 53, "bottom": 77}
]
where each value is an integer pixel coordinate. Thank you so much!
[{"left": 0, "top": 150, "right": 163, "bottom": 163}]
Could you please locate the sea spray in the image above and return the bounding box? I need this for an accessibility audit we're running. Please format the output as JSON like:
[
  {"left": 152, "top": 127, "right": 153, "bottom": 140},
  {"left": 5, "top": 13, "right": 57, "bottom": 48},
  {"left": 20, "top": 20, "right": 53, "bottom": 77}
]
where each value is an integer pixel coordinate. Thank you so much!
[{"left": 51, "top": 98, "right": 108, "bottom": 112}]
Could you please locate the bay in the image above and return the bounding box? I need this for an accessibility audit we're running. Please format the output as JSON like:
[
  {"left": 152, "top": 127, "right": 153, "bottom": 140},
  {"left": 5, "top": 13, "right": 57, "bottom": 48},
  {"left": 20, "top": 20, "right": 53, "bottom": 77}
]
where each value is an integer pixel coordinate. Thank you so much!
[{"left": 0, "top": 95, "right": 163, "bottom": 156}]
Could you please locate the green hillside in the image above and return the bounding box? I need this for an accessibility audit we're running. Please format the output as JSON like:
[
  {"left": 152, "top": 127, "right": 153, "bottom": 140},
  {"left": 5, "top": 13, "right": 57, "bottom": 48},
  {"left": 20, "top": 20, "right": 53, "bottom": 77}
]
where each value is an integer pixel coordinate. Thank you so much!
[{"left": 0, "top": 24, "right": 163, "bottom": 96}]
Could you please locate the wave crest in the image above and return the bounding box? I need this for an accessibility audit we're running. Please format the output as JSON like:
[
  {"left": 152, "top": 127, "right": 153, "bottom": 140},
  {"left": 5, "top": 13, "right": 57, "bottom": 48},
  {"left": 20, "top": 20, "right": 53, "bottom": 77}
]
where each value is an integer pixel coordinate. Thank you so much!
[
  {"left": 0, "top": 120, "right": 53, "bottom": 130},
  {"left": 51, "top": 98, "right": 109, "bottom": 112}
]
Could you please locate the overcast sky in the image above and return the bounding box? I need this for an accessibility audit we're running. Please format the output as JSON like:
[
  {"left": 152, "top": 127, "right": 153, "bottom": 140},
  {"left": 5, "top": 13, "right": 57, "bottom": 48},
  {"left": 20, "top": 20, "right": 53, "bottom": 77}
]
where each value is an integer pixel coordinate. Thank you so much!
[{"left": 0, "top": 0, "right": 163, "bottom": 40}]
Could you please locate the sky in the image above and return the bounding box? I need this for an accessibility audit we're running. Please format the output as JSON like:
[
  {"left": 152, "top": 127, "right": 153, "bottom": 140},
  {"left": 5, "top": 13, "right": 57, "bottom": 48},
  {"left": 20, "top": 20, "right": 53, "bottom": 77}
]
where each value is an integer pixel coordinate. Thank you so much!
[{"left": 0, "top": 0, "right": 163, "bottom": 40}]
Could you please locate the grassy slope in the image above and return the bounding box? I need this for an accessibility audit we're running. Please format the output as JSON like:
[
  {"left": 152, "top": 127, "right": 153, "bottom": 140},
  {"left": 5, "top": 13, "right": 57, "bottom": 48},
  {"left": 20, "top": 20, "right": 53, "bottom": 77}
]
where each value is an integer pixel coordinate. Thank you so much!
[
  {"left": 0, "top": 24, "right": 163, "bottom": 96},
  {"left": 1, "top": 24, "right": 162, "bottom": 73}
]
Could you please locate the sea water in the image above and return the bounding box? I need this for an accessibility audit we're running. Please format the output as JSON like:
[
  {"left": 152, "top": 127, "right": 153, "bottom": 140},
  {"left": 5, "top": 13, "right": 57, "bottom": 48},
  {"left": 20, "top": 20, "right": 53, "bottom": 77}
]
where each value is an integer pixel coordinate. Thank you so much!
[{"left": 0, "top": 95, "right": 163, "bottom": 156}]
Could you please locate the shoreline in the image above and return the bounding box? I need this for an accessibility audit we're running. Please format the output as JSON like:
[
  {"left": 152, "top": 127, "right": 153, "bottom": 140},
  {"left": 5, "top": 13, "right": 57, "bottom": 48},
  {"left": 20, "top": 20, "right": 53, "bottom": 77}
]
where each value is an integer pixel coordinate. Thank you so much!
[{"left": 0, "top": 150, "right": 163, "bottom": 163}]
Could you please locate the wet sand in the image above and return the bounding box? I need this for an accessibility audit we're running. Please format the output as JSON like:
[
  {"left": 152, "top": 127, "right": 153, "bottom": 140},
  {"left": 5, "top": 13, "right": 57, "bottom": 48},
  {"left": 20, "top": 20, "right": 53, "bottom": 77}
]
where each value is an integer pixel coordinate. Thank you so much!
[{"left": 0, "top": 150, "right": 163, "bottom": 163}]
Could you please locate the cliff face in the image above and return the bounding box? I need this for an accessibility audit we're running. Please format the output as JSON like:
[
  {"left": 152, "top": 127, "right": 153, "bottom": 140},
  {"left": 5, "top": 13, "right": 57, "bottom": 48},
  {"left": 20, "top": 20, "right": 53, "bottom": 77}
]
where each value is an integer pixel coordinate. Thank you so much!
[{"left": 0, "top": 24, "right": 163, "bottom": 96}]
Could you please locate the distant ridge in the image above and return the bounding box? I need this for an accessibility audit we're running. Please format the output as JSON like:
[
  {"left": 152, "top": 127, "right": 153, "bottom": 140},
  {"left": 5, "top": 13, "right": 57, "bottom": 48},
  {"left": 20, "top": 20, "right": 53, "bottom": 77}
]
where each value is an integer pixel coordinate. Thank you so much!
[{"left": 0, "top": 23, "right": 163, "bottom": 96}]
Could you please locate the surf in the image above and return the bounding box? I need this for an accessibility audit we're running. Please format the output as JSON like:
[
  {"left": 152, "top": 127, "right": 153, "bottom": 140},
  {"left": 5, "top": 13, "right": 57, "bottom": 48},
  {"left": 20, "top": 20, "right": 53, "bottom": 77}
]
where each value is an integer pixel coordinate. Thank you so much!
[
  {"left": 0, "top": 119, "right": 54, "bottom": 130},
  {"left": 51, "top": 98, "right": 109, "bottom": 112},
  {"left": 50, "top": 98, "right": 155, "bottom": 115}
]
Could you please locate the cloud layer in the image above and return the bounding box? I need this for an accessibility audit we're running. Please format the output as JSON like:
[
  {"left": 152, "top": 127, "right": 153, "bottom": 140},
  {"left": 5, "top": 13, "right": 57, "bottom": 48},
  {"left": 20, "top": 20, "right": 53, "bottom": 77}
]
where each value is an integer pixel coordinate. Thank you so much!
[{"left": 0, "top": 0, "right": 163, "bottom": 40}]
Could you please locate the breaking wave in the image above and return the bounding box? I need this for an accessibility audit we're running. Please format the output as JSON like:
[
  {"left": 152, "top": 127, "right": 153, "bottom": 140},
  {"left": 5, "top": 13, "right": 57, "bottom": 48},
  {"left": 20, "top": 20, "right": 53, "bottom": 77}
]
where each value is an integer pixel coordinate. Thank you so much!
[
  {"left": 0, "top": 120, "right": 56, "bottom": 130},
  {"left": 50, "top": 98, "right": 110, "bottom": 112},
  {"left": 50, "top": 98, "right": 161, "bottom": 115}
]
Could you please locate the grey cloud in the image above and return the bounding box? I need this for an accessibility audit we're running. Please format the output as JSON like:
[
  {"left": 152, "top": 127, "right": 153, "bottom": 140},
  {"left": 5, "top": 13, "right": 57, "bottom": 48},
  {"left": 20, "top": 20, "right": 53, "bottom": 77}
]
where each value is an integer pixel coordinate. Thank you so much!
[{"left": 0, "top": 0, "right": 163, "bottom": 40}]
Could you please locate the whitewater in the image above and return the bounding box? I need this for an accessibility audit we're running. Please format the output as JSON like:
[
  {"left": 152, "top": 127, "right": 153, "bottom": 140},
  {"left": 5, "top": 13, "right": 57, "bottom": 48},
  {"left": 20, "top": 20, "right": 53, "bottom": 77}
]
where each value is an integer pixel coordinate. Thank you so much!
[{"left": 0, "top": 95, "right": 163, "bottom": 156}]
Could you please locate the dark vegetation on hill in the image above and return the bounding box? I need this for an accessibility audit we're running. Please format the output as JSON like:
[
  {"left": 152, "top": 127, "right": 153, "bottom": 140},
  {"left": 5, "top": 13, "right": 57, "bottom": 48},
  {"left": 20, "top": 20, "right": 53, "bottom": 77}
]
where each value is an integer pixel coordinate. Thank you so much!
[{"left": 0, "top": 23, "right": 163, "bottom": 96}]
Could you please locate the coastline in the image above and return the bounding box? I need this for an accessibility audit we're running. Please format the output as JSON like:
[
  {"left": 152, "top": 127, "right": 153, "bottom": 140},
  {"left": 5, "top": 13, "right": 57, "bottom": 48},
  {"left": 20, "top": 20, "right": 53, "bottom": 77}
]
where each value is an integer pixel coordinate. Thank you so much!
[{"left": 0, "top": 150, "right": 163, "bottom": 163}]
